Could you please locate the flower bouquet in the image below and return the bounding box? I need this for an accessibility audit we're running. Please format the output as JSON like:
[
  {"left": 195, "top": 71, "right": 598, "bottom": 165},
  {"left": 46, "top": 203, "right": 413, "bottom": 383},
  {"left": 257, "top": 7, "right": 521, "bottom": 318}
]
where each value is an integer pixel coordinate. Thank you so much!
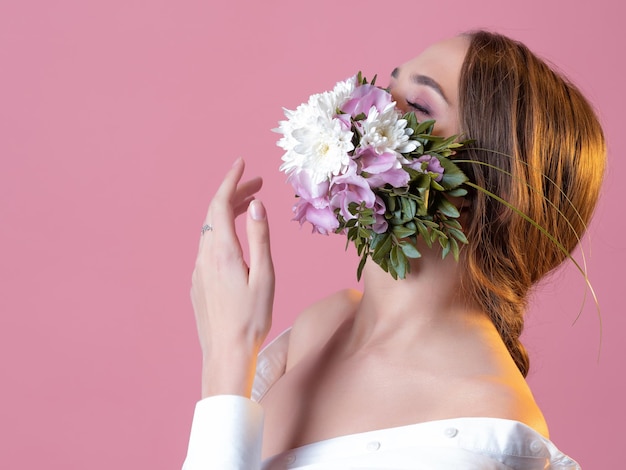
[{"left": 276, "top": 73, "right": 470, "bottom": 280}]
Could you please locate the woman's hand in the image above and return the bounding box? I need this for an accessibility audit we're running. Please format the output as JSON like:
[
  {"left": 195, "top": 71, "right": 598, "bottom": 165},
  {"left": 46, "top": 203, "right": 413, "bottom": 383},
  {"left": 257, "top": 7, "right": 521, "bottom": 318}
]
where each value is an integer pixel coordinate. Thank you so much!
[{"left": 191, "top": 158, "right": 275, "bottom": 399}]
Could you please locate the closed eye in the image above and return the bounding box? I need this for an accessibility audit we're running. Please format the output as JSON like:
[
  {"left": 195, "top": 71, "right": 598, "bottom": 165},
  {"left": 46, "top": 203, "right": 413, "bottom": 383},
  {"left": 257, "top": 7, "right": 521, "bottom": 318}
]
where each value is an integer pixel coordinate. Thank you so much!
[{"left": 406, "top": 100, "right": 431, "bottom": 116}]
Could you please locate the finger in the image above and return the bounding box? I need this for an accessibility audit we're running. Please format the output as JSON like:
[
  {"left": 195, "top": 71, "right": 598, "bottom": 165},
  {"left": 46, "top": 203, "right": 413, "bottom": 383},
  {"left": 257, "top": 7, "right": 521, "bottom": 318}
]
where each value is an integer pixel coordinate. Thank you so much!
[
  {"left": 212, "top": 157, "right": 246, "bottom": 208},
  {"left": 203, "top": 158, "right": 246, "bottom": 248},
  {"left": 233, "top": 177, "right": 263, "bottom": 207},
  {"left": 233, "top": 196, "right": 256, "bottom": 218},
  {"left": 246, "top": 200, "right": 275, "bottom": 289},
  {"left": 232, "top": 177, "right": 263, "bottom": 216}
]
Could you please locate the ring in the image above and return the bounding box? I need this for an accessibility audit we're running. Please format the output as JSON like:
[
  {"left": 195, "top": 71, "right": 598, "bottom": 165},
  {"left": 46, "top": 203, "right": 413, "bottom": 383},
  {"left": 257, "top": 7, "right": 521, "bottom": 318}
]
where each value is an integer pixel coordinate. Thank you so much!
[{"left": 201, "top": 224, "right": 213, "bottom": 235}]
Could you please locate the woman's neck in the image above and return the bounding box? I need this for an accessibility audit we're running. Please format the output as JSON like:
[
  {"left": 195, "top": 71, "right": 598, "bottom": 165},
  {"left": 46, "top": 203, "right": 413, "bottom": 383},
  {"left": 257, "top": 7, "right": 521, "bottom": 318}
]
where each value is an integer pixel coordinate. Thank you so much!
[{"left": 344, "top": 246, "right": 493, "bottom": 354}]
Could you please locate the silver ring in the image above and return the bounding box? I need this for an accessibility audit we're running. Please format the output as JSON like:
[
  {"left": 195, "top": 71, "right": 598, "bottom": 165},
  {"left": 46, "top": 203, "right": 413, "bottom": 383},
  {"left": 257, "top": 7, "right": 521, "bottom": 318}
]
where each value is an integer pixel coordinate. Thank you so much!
[{"left": 201, "top": 224, "right": 213, "bottom": 235}]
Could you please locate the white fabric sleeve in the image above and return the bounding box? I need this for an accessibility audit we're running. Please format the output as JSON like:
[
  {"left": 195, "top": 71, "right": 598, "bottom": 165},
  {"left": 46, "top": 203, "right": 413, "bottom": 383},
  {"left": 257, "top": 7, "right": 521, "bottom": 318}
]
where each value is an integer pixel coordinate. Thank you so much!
[{"left": 182, "top": 395, "right": 264, "bottom": 470}]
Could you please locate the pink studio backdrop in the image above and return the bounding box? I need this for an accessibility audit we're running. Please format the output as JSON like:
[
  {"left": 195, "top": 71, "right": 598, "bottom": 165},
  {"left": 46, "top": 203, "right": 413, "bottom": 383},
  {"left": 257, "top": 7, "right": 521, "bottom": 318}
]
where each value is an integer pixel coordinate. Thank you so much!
[{"left": 1, "top": 0, "right": 623, "bottom": 468}]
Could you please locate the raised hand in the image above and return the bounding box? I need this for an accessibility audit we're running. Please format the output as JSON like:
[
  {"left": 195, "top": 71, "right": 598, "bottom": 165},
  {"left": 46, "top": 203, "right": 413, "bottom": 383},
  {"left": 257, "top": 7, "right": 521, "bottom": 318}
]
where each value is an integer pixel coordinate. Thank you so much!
[{"left": 191, "top": 158, "right": 275, "bottom": 398}]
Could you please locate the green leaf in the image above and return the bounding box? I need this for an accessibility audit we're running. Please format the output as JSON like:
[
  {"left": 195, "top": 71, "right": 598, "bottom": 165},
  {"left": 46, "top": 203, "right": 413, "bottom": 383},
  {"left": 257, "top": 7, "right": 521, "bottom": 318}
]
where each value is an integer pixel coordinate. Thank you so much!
[
  {"left": 357, "top": 254, "right": 368, "bottom": 281},
  {"left": 371, "top": 234, "right": 392, "bottom": 263},
  {"left": 390, "top": 244, "right": 399, "bottom": 267},
  {"left": 441, "top": 237, "right": 450, "bottom": 258},
  {"left": 432, "top": 228, "right": 446, "bottom": 239},
  {"left": 430, "top": 134, "right": 458, "bottom": 151},
  {"left": 359, "top": 215, "right": 375, "bottom": 226},
  {"left": 386, "top": 259, "right": 398, "bottom": 280},
  {"left": 400, "top": 241, "right": 422, "bottom": 258},
  {"left": 436, "top": 156, "right": 469, "bottom": 190},
  {"left": 451, "top": 238, "right": 460, "bottom": 261},
  {"left": 412, "top": 173, "right": 430, "bottom": 190},
  {"left": 370, "top": 232, "right": 386, "bottom": 251},
  {"left": 347, "top": 226, "right": 358, "bottom": 240},
  {"left": 437, "top": 198, "right": 460, "bottom": 218},
  {"left": 401, "top": 197, "right": 417, "bottom": 220},
  {"left": 430, "top": 228, "right": 446, "bottom": 245},
  {"left": 414, "top": 119, "right": 436, "bottom": 135},
  {"left": 416, "top": 190, "right": 430, "bottom": 216},
  {"left": 394, "top": 248, "right": 407, "bottom": 279},
  {"left": 447, "top": 227, "right": 468, "bottom": 244},
  {"left": 421, "top": 219, "right": 439, "bottom": 228},
  {"left": 430, "top": 180, "right": 445, "bottom": 191},
  {"left": 392, "top": 225, "right": 416, "bottom": 238},
  {"left": 403, "top": 112, "right": 418, "bottom": 131},
  {"left": 446, "top": 188, "right": 468, "bottom": 197},
  {"left": 415, "top": 220, "right": 432, "bottom": 248}
]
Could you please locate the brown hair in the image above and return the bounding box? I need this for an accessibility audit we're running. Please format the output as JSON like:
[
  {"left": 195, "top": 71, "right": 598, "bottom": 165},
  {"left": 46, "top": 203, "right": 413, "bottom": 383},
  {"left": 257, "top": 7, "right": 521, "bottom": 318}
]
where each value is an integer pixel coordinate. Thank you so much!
[{"left": 458, "top": 31, "right": 606, "bottom": 376}]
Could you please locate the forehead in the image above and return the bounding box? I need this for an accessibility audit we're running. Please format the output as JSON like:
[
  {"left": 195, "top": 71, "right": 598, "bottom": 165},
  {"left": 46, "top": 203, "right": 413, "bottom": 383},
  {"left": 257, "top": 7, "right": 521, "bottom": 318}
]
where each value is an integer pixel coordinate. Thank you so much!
[{"left": 396, "top": 36, "right": 469, "bottom": 103}]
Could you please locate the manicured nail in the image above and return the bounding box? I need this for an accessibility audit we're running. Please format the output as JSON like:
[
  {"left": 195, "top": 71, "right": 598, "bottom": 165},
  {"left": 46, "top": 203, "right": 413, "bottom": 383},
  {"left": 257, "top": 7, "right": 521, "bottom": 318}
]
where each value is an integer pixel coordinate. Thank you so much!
[{"left": 249, "top": 200, "right": 266, "bottom": 221}]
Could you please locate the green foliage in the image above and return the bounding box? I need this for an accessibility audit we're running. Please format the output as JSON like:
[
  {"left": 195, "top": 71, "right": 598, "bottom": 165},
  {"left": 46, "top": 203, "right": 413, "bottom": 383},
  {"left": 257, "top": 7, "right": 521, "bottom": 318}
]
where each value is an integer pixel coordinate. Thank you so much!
[{"left": 335, "top": 89, "right": 472, "bottom": 280}]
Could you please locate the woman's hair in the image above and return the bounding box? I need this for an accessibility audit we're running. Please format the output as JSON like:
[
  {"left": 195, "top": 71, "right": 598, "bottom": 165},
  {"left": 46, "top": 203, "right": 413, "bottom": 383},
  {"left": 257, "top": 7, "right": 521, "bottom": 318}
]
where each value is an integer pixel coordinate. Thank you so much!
[{"left": 458, "top": 30, "right": 606, "bottom": 377}]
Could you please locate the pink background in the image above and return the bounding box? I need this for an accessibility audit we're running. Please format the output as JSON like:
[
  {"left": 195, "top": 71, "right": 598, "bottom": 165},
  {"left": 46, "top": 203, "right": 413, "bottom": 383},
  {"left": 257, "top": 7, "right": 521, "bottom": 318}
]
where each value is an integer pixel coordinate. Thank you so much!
[{"left": 1, "top": 0, "right": 623, "bottom": 468}]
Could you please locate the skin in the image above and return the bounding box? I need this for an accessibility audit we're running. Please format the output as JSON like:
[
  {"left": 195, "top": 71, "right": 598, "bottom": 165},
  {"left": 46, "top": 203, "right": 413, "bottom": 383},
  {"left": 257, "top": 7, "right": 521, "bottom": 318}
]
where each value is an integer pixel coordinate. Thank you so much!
[{"left": 191, "top": 36, "right": 548, "bottom": 461}]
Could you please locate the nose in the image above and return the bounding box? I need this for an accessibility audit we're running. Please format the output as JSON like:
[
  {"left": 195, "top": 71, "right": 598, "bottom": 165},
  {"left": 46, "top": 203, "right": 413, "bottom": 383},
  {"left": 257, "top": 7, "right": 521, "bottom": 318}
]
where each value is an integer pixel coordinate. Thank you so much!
[{"left": 387, "top": 85, "right": 407, "bottom": 113}]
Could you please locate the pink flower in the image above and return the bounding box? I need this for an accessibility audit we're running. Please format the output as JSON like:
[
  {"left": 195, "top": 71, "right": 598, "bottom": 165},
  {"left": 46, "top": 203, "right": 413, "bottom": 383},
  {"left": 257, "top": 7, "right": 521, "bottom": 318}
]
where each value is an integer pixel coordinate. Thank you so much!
[
  {"left": 288, "top": 170, "right": 339, "bottom": 234},
  {"left": 372, "top": 196, "right": 388, "bottom": 233},
  {"left": 293, "top": 199, "right": 339, "bottom": 235},
  {"left": 340, "top": 84, "right": 393, "bottom": 117},
  {"left": 409, "top": 155, "right": 444, "bottom": 182},
  {"left": 357, "top": 148, "right": 410, "bottom": 188},
  {"left": 334, "top": 112, "right": 352, "bottom": 130},
  {"left": 288, "top": 170, "right": 329, "bottom": 206},
  {"left": 329, "top": 170, "right": 377, "bottom": 222},
  {"left": 359, "top": 148, "right": 397, "bottom": 173}
]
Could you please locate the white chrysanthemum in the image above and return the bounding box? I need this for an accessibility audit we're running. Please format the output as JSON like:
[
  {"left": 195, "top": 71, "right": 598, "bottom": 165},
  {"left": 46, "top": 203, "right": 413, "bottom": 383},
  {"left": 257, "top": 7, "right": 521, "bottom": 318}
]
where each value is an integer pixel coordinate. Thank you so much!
[
  {"left": 358, "top": 103, "right": 419, "bottom": 156},
  {"left": 316, "top": 77, "right": 356, "bottom": 114},
  {"left": 279, "top": 113, "right": 354, "bottom": 185},
  {"left": 277, "top": 77, "right": 356, "bottom": 184}
]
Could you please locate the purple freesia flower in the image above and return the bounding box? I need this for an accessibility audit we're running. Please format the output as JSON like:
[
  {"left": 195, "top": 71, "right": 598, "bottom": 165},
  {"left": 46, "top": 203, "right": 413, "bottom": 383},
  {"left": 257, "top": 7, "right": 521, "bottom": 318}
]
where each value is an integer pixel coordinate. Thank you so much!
[
  {"left": 409, "top": 155, "right": 444, "bottom": 182},
  {"left": 334, "top": 112, "right": 352, "bottom": 130},
  {"left": 288, "top": 170, "right": 338, "bottom": 234},
  {"left": 372, "top": 196, "right": 388, "bottom": 233},
  {"left": 329, "top": 169, "right": 377, "bottom": 222},
  {"left": 358, "top": 148, "right": 410, "bottom": 188},
  {"left": 340, "top": 84, "right": 393, "bottom": 117},
  {"left": 288, "top": 170, "right": 329, "bottom": 207},
  {"left": 359, "top": 148, "right": 397, "bottom": 173},
  {"left": 293, "top": 199, "right": 339, "bottom": 235}
]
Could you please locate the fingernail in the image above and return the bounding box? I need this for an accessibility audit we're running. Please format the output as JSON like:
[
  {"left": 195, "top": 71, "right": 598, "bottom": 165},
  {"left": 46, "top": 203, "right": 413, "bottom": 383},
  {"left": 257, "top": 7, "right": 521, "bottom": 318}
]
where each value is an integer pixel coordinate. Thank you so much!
[
  {"left": 232, "top": 157, "right": 242, "bottom": 167},
  {"left": 249, "top": 200, "right": 266, "bottom": 221}
]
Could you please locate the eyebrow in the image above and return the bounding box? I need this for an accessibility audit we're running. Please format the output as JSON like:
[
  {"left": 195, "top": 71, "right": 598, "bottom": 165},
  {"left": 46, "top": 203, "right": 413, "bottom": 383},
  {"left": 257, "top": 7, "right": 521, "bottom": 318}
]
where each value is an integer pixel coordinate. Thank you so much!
[
  {"left": 391, "top": 67, "right": 449, "bottom": 105},
  {"left": 412, "top": 74, "right": 449, "bottom": 104}
]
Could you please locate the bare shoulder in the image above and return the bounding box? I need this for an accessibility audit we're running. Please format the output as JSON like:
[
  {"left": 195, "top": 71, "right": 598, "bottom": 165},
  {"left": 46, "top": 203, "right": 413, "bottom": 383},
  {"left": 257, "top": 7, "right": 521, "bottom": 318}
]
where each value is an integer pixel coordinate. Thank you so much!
[
  {"left": 286, "top": 289, "right": 362, "bottom": 370},
  {"left": 454, "top": 374, "right": 550, "bottom": 438}
]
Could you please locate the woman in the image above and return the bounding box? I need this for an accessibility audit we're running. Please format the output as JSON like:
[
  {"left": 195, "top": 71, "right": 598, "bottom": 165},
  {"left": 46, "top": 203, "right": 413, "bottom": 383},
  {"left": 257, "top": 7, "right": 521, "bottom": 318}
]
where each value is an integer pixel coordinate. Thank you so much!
[{"left": 183, "top": 30, "right": 605, "bottom": 469}]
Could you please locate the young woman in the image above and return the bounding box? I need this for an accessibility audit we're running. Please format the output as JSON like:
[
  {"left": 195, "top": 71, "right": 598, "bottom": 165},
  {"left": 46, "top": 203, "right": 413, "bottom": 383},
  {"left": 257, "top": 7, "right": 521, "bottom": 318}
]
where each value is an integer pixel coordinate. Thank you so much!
[{"left": 183, "top": 30, "right": 605, "bottom": 469}]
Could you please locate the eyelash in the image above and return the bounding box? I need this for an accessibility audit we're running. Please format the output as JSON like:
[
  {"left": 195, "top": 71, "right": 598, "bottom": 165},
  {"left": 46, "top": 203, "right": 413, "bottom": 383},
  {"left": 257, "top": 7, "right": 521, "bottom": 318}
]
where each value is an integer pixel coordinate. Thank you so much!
[{"left": 406, "top": 100, "right": 431, "bottom": 116}]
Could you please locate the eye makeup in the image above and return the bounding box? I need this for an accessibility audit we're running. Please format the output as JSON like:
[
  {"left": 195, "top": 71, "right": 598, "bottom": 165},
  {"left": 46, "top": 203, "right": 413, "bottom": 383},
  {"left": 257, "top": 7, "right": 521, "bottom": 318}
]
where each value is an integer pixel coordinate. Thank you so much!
[
  {"left": 406, "top": 100, "right": 432, "bottom": 116},
  {"left": 410, "top": 74, "right": 449, "bottom": 104}
]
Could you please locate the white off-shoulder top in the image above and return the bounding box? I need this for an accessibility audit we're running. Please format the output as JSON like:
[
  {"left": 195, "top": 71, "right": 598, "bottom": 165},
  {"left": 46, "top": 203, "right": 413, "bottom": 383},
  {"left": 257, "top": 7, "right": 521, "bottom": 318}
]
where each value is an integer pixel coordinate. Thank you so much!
[{"left": 183, "top": 329, "right": 581, "bottom": 469}]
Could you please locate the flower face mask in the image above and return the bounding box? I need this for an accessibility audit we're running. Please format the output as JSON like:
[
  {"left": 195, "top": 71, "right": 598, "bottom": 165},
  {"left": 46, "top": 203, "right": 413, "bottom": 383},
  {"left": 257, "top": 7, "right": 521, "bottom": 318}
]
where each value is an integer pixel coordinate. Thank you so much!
[{"left": 276, "top": 73, "right": 470, "bottom": 280}]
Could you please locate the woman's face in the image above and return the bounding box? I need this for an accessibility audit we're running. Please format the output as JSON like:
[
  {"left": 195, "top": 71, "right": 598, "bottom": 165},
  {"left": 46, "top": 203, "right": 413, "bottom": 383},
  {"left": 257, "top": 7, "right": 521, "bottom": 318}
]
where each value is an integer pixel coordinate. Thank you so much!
[{"left": 388, "top": 36, "right": 469, "bottom": 138}]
